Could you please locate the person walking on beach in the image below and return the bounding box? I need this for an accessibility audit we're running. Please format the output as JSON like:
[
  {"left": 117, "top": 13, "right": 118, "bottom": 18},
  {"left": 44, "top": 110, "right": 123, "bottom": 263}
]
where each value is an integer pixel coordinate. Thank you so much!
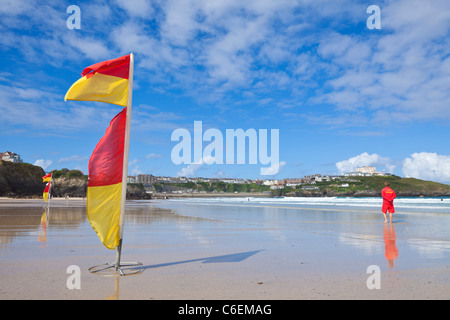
[{"left": 381, "top": 182, "right": 396, "bottom": 223}]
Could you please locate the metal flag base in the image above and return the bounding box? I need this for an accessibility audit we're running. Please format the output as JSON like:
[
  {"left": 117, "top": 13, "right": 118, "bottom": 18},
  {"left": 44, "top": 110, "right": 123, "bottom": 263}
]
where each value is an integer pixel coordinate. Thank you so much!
[
  {"left": 88, "top": 239, "right": 142, "bottom": 276},
  {"left": 89, "top": 262, "right": 143, "bottom": 277}
]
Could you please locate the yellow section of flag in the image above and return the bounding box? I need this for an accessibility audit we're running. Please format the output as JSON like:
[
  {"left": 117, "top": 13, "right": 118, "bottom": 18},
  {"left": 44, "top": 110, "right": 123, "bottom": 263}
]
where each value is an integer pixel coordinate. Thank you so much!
[
  {"left": 43, "top": 190, "right": 49, "bottom": 202},
  {"left": 65, "top": 73, "right": 128, "bottom": 107}
]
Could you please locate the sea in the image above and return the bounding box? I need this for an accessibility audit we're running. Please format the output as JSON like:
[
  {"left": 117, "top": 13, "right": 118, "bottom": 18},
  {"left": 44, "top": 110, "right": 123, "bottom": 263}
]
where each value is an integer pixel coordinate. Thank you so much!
[{"left": 161, "top": 196, "right": 450, "bottom": 215}]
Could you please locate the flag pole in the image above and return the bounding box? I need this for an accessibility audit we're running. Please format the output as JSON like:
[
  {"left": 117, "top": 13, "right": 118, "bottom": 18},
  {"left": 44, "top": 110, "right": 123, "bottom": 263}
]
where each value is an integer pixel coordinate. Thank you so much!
[
  {"left": 48, "top": 175, "right": 53, "bottom": 208},
  {"left": 114, "top": 53, "right": 134, "bottom": 270}
]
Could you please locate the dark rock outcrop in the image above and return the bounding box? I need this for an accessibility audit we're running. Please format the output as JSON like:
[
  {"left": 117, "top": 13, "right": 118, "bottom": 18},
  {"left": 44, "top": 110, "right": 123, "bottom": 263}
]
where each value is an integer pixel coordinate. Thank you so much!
[
  {"left": 0, "top": 161, "right": 45, "bottom": 197},
  {"left": 51, "top": 177, "right": 87, "bottom": 198},
  {"left": 52, "top": 178, "right": 151, "bottom": 199}
]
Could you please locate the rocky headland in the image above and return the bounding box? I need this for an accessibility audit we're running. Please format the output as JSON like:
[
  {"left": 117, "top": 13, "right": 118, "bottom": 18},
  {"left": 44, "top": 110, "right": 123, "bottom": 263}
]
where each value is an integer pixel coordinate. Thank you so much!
[{"left": 0, "top": 161, "right": 151, "bottom": 200}]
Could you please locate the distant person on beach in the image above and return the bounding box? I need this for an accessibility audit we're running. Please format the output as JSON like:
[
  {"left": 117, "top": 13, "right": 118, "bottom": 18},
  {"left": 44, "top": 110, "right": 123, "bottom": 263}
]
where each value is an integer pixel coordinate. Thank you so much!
[{"left": 381, "top": 182, "right": 396, "bottom": 223}]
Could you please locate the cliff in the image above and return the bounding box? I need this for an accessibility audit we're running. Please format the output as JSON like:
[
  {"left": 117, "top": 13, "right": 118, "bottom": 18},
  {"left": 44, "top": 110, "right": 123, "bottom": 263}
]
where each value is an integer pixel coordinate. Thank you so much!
[
  {"left": 0, "top": 160, "right": 46, "bottom": 197},
  {"left": 51, "top": 177, "right": 87, "bottom": 198}
]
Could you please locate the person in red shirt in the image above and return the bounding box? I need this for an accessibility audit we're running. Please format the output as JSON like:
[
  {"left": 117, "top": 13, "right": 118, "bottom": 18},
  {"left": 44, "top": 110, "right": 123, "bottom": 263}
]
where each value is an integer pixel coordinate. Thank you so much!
[{"left": 381, "top": 182, "right": 396, "bottom": 223}]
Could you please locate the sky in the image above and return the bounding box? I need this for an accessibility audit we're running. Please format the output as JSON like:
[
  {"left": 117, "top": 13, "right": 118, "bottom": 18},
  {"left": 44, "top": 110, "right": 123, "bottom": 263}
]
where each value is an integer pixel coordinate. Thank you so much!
[{"left": 1, "top": 0, "right": 450, "bottom": 183}]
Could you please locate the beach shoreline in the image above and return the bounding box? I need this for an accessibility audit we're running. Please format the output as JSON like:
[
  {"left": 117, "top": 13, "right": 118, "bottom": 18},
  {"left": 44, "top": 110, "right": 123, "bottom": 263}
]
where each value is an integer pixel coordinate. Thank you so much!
[{"left": 0, "top": 197, "right": 449, "bottom": 300}]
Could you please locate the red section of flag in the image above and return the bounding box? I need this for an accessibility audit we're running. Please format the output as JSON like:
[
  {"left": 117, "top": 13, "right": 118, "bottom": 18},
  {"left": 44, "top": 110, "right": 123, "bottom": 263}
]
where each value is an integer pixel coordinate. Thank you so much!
[
  {"left": 81, "top": 54, "right": 130, "bottom": 80},
  {"left": 88, "top": 108, "right": 127, "bottom": 187}
]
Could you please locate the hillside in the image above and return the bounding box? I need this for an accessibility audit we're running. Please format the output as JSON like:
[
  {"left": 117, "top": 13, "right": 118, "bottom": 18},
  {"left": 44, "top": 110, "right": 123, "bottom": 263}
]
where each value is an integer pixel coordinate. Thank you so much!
[
  {"left": 292, "top": 175, "right": 450, "bottom": 197},
  {"left": 0, "top": 160, "right": 45, "bottom": 197}
]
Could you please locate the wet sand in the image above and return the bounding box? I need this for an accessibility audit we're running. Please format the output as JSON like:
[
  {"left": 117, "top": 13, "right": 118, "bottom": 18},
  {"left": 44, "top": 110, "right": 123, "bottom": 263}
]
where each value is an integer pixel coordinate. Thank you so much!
[{"left": 0, "top": 197, "right": 449, "bottom": 300}]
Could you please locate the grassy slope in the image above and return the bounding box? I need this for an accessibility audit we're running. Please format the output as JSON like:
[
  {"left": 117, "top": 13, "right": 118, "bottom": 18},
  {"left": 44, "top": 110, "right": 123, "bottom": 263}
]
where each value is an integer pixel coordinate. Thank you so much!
[{"left": 355, "top": 176, "right": 450, "bottom": 193}]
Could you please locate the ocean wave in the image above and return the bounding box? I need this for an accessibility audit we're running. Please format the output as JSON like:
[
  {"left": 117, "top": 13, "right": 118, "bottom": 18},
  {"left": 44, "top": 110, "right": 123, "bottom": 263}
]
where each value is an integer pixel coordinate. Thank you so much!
[{"left": 168, "top": 196, "right": 450, "bottom": 211}]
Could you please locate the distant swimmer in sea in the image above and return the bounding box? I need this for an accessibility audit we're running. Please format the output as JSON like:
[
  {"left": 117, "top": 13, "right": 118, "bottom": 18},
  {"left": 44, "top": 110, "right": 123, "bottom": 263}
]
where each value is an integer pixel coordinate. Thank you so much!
[{"left": 381, "top": 182, "right": 396, "bottom": 223}]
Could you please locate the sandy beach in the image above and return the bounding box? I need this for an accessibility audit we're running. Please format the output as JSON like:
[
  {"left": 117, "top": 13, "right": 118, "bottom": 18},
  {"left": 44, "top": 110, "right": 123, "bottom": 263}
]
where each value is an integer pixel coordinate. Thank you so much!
[{"left": 0, "top": 197, "right": 449, "bottom": 300}]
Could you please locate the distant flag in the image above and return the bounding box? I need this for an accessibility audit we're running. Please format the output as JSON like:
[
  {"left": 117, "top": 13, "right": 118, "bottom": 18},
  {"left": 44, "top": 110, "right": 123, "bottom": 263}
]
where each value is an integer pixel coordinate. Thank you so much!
[
  {"left": 65, "top": 53, "right": 134, "bottom": 267},
  {"left": 65, "top": 54, "right": 130, "bottom": 107},
  {"left": 43, "top": 182, "right": 51, "bottom": 202},
  {"left": 42, "top": 173, "right": 52, "bottom": 202}
]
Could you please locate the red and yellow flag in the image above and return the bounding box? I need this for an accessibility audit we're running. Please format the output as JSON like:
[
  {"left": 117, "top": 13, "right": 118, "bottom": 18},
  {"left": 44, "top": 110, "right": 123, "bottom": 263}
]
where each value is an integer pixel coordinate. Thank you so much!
[
  {"left": 65, "top": 54, "right": 133, "bottom": 251},
  {"left": 65, "top": 55, "right": 130, "bottom": 107},
  {"left": 42, "top": 173, "right": 52, "bottom": 202},
  {"left": 87, "top": 108, "right": 126, "bottom": 249},
  {"left": 43, "top": 181, "right": 51, "bottom": 202}
]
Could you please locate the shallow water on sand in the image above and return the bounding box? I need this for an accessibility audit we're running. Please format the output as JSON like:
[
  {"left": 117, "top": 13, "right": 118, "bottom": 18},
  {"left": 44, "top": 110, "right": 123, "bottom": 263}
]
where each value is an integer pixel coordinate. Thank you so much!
[
  {"left": 151, "top": 197, "right": 450, "bottom": 271},
  {"left": 1, "top": 197, "right": 450, "bottom": 270},
  {"left": 1, "top": 198, "right": 449, "bottom": 299}
]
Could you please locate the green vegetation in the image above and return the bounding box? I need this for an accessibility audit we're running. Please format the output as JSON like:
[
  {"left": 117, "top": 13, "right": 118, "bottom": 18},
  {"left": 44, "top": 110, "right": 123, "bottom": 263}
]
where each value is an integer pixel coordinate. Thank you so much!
[
  {"left": 153, "top": 175, "right": 450, "bottom": 197},
  {"left": 296, "top": 175, "right": 450, "bottom": 197},
  {"left": 157, "top": 181, "right": 272, "bottom": 194},
  {"left": 316, "top": 175, "right": 450, "bottom": 194},
  {"left": 51, "top": 168, "right": 87, "bottom": 180}
]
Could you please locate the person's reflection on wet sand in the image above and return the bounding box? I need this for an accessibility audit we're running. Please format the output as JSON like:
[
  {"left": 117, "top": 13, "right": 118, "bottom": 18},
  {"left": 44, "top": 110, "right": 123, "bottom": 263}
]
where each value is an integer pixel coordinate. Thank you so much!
[{"left": 384, "top": 223, "right": 399, "bottom": 268}]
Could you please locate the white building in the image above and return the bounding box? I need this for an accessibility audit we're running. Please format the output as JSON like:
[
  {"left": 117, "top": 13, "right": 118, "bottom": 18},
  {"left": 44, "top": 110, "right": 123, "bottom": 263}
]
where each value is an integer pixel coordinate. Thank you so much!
[
  {"left": 344, "top": 172, "right": 371, "bottom": 177},
  {"left": 262, "top": 180, "right": 277, "bottom": 186},
  {"left": 1, "top": 151, "right": 22, "bottom": 163},
  {"left": 356, "top": 166, "right": 377, "bottom": 174},
  {"left": 315, "top": 175, "right": 331, "bottom": 182},
  {"left": 355, "top": 166, "right": 385, "bottom": 176}
]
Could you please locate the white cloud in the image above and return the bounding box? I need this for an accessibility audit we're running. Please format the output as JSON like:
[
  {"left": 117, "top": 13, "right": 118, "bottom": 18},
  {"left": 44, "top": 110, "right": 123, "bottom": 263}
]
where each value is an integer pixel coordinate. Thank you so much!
[
  {"left": 336, "top": 153, "right": 396, "bottom": 174},
  {"left": 64, "top": 34, "right": 112, "bottom": 61},
  {"left": 114, "top": 0, "right": 153, "bottom": 18},
  {"left": 34, "top": 159, "right": 53, "bottom": 170},
  {"left": 177, "top": 164, "right": 201, "bottom": 178},
  {"left": 313, "top": 0, "right": 450, "bottom": 125},
  {"left": 6, "top": 0, "right": 447, "bottom": 126},
  {"left": 336, "top": 152, "right": 450, "bottom": 184},
  {"left": 402, "top": 152, "right": 450, "bottom": 183},
  {"left": 0, "top": 82, "right": 120, "bottom": 133},
  {"left": 261, "top": 161, "right": 286, "bottom": 176},
  {"left": 160, "top": 0, "right": 199, "bottom": 46},
  {"left": 176, "top": 156, "right": 216, "bottom": 177}
]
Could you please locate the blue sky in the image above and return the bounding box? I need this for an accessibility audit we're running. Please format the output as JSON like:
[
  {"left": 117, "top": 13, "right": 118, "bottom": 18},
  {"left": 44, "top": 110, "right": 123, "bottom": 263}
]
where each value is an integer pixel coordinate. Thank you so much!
[{"left": 1, "top": 0, "right": 450, "bottom": 182}]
